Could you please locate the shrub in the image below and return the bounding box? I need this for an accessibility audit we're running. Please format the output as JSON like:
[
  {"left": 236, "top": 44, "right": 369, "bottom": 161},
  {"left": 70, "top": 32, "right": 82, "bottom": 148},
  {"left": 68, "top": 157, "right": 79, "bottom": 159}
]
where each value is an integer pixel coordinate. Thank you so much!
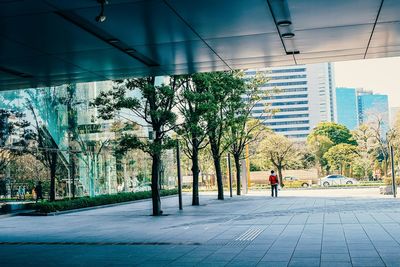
[
  {"left": 32, "top": 189, "right": 178, "bottom": 213},
  {"left": 383, "top": 177, "right": 400, "bottom": 186}
]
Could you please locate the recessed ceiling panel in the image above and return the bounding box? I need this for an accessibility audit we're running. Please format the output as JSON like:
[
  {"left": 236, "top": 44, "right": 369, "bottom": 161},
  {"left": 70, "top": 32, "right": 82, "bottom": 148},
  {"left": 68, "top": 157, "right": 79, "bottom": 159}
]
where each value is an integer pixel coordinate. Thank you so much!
[
  {"left": 0, "top": 13, "right": 110, "bottom": 54},
  {"left": 49, "top": 0, "right": 146, "bottom": 10},
  {"left": 0, "top": 38, "right": 44, "bottom": 60},
  {"left": 0, "top": 0, "right": 399, "bottom": 90},
  {"left": 206, "top": 33, "right": 285, "bottom": 61},
  {"left": 167, "top": 0, "right": 276, "bottom": 39},
  {"left": 296, "top": 48, "right": 366, "bottom": 60},
  {"left": 226, "top": 55, "right": 295, "bottom": 66},
  {"left": 294, "top": 25, "right": 372, "bottom": 54},
  {"left": 3, "top": 55, "right": 86, "bottom": 77},
  {"left": 73, "top": 0, "right": 199, "bottom": 46},
  {"left": 369, "top": 22, "right": 400, "bottom": 48},
  {"left": 288, "top": 0, "right": 380, "bottom": 30},
  {"left": 233, "top": 60, "right": 297, "bottom": 70},
  {"left": 162, "top": 60, "right": 229, "bottom": 75},
  {"left": 95, "top": 67, "right": 164, "bottom": 80},
  {"left": 133, "top": 40, "right": 223, "bottom": 66},
  {"left": 55, "top": 49, "right": 146, "bottom": 72},
  {"left": 377, "top": 0, "right": 400, "bottom": 23},
  {"left": 0, "top": 0, "right": 53, "bottom": 18},
  {"left": 296, "top": 54, "right": 364, "bottom": 65}
]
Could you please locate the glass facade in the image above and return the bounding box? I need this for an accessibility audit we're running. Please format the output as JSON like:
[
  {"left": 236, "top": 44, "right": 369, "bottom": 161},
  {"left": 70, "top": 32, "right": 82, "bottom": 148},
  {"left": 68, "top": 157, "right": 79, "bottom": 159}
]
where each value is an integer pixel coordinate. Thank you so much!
[
  {"left": 358, "top": 92, "right": 390, "bottom": 135},
  {"left": 335, "top": 87, "right": 358, "bottom": 130},
  {"left": 0, "top": 81, "right": 178, "bottom": 198}
]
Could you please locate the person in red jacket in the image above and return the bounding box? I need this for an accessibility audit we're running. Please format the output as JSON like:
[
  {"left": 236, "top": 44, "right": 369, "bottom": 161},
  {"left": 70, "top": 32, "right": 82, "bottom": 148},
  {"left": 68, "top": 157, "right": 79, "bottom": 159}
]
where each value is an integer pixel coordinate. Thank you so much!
[{"left": 269, "top": 170, "right": 279, "bottom": 197}]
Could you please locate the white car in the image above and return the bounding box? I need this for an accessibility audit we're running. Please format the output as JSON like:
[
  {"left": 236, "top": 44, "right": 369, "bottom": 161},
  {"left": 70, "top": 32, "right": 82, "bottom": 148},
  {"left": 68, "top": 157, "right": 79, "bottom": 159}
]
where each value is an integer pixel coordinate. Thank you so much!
[{"left": 320, "top": 175, "right": 358, "bottom": 187}]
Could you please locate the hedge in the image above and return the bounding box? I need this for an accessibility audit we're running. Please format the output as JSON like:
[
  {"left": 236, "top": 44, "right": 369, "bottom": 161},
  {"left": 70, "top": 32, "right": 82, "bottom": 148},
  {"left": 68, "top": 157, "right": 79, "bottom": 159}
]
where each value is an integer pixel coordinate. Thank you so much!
[{"left": 32, "top": 189, "right": 178, "bottom": 213}]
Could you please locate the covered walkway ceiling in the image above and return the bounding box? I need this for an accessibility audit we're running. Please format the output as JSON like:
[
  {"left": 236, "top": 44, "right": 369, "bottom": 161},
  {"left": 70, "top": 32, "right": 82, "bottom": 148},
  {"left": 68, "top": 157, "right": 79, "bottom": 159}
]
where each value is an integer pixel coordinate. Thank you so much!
[{"left": 0, "top": 0, "right": 399, "bottom": 90}]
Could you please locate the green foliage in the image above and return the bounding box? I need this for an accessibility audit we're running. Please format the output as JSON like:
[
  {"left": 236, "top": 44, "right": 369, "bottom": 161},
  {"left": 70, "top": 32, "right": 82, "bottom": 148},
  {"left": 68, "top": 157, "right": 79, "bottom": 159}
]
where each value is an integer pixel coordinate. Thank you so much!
[
  {"left": 323, "top": 144, "right": 359, "bottom": 173},
  {"left": 92, "top": 78, "right": 178, "bottom": 157},
  {"left": 226, "top": 71, "right": 269, "bottom": 159},
  {"left": 33, "top": 189, "right": 178, "bottom": 213},
  {"left": 308, "top": 122, "right": 356, "bottom": 145},
  {"left": 177, "top": 74, "right": 210, "bottom": 154}
]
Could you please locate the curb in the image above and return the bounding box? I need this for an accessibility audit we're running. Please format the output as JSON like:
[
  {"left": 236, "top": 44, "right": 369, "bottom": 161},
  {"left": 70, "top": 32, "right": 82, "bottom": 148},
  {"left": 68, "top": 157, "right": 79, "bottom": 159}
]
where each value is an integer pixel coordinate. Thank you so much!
[{"left": 20, "top": 194, "right": 178, "bottom": 216}]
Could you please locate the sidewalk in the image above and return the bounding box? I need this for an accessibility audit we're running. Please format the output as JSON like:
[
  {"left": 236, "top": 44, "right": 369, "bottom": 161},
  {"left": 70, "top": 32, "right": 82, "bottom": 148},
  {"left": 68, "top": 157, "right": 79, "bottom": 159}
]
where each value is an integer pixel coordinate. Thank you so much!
[{"left": 0, "top": 188, "right": 399, "bottom": 266}]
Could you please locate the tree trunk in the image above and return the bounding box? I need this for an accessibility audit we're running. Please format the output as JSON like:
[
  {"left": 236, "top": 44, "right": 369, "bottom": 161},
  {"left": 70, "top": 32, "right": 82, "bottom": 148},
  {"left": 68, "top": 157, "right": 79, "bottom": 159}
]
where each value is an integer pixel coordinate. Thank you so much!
[
  {"left": 210, "top": 142, "right": 224, "bottom": 200},
  {"left": 49, "top": 151, "right": 57, "bottom": 201},
  {"left": 277, "top": 166, "right": 283, "bottom": 185},
  {"left": 191, "top": 141, "right": 200, "bottom": 206},
  {"left": 233, "top": 153, "right": 241, "bottom": 195},
  {"left": 151, "top": 152, "right": 162, "bottom": 216},
  {"left": 71, "top": 154, "right": 76, "bottom": 199}
]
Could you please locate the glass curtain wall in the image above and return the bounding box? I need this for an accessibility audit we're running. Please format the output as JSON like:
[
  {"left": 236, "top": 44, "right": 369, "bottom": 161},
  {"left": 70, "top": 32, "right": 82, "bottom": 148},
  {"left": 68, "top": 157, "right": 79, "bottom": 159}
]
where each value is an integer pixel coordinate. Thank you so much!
[{"left": 0, "top": 80, "right": 177, "bottom": 199}]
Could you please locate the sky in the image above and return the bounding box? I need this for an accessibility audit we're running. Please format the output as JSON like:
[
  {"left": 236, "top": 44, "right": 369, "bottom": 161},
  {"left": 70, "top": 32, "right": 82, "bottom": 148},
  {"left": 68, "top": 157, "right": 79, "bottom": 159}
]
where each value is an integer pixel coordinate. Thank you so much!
[{"left": 334, "top": 57, "right": 400, "bottom": 108}]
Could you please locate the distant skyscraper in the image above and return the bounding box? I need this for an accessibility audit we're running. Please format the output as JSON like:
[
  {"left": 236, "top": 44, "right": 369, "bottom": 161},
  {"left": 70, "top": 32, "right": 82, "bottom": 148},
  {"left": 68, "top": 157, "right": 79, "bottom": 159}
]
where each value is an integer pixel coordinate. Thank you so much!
[
  {"left": 245, "top": 63, "right": 335, "bottom": 141},
  {"left": 357, "top": 90, "right": 389, "bottom": 135},
  {"left": 335, "top": 87, "right": 358, "bottom": 130}
]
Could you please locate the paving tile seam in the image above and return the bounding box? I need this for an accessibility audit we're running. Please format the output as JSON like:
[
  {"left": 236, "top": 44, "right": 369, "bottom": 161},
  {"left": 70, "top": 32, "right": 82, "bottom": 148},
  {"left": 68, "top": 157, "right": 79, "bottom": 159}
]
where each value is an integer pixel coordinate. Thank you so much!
[
  {"left": 0, "top": 241, "right": 203, "bottom": 246},
  {"left": 353, "top": 212, "right": 387, "bottom": 266}
]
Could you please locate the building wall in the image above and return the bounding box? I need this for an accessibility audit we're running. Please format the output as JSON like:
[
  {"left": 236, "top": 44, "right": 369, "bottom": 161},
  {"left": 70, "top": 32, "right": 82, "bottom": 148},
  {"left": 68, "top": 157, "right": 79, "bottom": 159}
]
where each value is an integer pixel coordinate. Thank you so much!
[
  {"left": 358, "top": 92, "right": 389, "bottom": 135},
  {"left": 246, "top": 63, "right": 334, "bottom": 141},
  {"left": 335, "top": 87, "right": 358, "bottom": 130}
]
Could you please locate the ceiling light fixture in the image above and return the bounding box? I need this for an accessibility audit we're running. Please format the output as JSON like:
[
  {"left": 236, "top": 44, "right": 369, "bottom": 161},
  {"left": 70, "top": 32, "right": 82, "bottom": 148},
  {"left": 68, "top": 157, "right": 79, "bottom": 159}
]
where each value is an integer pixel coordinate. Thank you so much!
[
  {"left": 286, "top": 50, "right": 300, "bottom": 55},
  {"left": 107, "top": 38, "right": 120, "bottom": 44},
  {"left": 277, "top": 20, "right": 292, "bottom": 27},
  {"left": 281, "top": 32, "right": 295, "bottom": 39},
  {"left": 95, "top": 0, "right": 108, "bottom": 23},
  {"left": 125, "top": 49, "right": 136, "bottom": 53}
]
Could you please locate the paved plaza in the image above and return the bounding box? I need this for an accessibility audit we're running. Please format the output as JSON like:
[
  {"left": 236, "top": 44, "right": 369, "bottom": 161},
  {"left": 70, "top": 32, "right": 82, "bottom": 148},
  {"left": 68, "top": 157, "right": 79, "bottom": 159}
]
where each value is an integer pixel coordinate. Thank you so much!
[{"left": 1, "top": 188, "right": 400, "bottom": 266}]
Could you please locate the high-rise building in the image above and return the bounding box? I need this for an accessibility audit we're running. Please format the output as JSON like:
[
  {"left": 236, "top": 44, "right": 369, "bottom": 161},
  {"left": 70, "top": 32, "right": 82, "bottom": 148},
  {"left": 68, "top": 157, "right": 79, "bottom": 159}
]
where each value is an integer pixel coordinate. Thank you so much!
[
  {"left": 335, "top": 87, "right": 359, "bottom": 130},
  {"left": 245, "top": 63, "right": 335, "bottom": 141},
  {"left": 334, "top": 88, "right": 390, "bottom": 134},
  {"left": 357, "top": 90, "right": 389, "bottom": 135}
]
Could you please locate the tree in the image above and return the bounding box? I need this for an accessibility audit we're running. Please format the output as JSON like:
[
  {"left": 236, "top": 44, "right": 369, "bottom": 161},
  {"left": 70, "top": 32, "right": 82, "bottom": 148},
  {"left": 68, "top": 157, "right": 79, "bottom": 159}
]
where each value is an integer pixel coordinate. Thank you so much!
[
  {"left": 196, "top": 71, "right": 244, "bottom": 200},
  {"left": 92, "top": 77, "right": 179, "bottom": 216},
  {"left": 307, "top": 134, "right": 334, "bottom": 174},
  {"left": 226, "top": 72, "right": 269, "bottom": 195},
  {"left": 308, "top": 122, "right": 356, "bottom": 146},
  {"left": 177, "top": 75, "right": 209, "bottom": 205},
  {"left": 352, "top": 124, "right": 374, "bottom": 179},
  {"left": 259, "top": 134, "right": 300, "bottom": 184},
  {"left": 367, "top": 113, "right": 391, "bottom": 177},
  {"left": 323, "top": 144, "right": 359, "bottom": 176},
  {"left": 27, "top": 103, "right": 59, "bottom": 201},
  {"left": 0, "top": 108, "right": 31, "bottom": 173}
]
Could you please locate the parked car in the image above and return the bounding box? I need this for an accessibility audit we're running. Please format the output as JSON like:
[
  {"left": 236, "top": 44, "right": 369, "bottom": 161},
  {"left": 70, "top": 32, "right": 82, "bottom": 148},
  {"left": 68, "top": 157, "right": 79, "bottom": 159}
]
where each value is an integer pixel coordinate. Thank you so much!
[
  {"left": 283, "top": 176, "right": 312, "bottom": 187},
  {"left": 320, "top": 175, "right": 358, "bottom": 187}
]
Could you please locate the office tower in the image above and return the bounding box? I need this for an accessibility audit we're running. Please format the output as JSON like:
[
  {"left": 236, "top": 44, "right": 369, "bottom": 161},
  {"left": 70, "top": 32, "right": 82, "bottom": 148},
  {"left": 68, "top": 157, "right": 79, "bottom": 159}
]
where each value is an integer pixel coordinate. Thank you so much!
[
  {"left": 245, "top": 63, "right": 335, "bottom": 141},
  {"left": 335, "top": 87, "right": 359, "bottom": 130},
  {"left": 357, "top": 89, "right": 389, "bottom": 135}
]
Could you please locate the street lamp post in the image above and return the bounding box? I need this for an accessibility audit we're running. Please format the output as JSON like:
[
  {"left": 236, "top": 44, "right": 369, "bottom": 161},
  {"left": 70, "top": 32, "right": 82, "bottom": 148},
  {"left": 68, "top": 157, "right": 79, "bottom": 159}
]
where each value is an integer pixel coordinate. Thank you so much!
[
  {"left": 390, "top": 145, "right": 396, "bottom": 198},
  {"left": 228, "top": 154, "right": 233, "bottom": 197},
  {"left": 176, "top": 140, "right": 183, "bottom": 210}
]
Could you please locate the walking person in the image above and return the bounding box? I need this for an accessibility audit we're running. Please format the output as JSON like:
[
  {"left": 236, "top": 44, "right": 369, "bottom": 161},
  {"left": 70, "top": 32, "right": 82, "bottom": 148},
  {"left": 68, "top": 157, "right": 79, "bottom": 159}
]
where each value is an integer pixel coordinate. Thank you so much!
[
  {"left": 35, "top": 181, "right": 44, "bottom": 203},
  {"left": 269, "top": 170, "right": 279, "bottom": 197}
]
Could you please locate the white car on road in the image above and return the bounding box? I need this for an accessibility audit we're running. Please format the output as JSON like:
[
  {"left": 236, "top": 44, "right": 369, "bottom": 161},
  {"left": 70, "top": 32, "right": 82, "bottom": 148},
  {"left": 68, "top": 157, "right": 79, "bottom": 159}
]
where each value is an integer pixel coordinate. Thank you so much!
[{"left": 320, "top": 175, "right": 358, "bottom": 187}]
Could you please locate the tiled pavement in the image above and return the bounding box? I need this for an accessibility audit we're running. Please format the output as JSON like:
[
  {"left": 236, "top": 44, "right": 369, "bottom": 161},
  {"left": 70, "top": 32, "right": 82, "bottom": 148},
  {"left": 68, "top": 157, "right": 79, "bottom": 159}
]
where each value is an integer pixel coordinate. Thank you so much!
[{"left": 1, "top": 188, "right": 400, "bottom": 266}]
